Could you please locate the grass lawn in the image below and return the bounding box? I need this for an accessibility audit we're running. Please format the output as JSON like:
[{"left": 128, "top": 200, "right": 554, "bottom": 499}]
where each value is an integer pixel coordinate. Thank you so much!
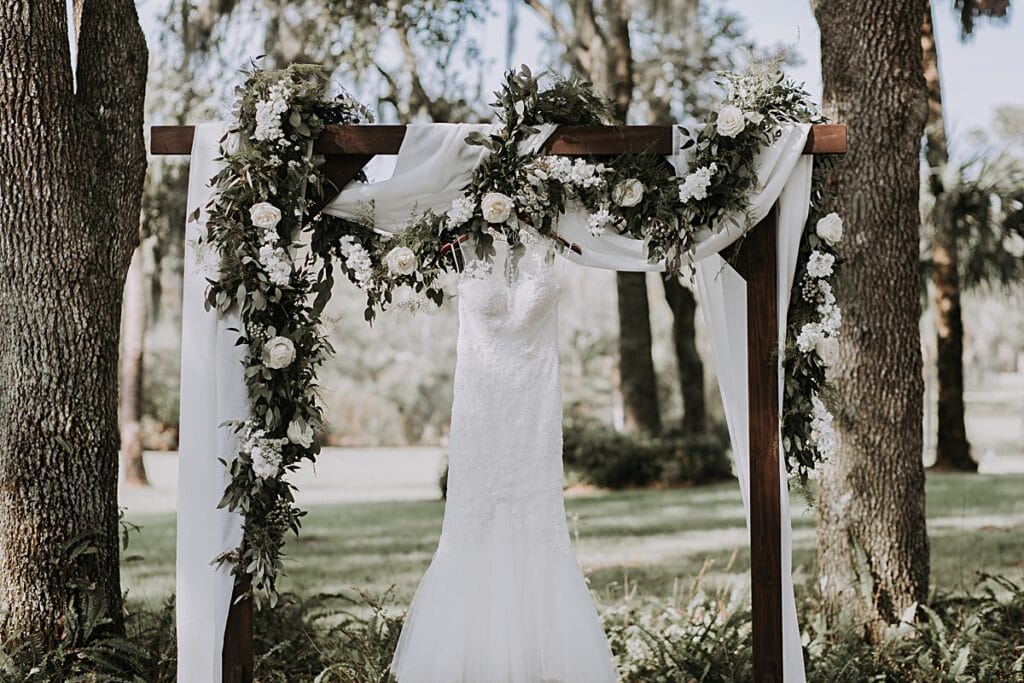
[{"left": 121, "top": 472, "right": 1024, "bottom": 614}]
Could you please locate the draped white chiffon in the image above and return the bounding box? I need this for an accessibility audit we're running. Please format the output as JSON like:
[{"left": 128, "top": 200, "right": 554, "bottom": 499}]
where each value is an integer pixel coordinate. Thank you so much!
[{"left": 179, "top": 121, "right": 813, "bottom": 682}]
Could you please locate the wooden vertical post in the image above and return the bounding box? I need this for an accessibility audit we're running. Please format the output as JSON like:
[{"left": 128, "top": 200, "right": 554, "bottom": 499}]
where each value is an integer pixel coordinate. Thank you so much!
[
  {"left": 734, "top": 209, "right": 784, "bottom": 682},
  {"left": 222, "top": 578, "right": 254, "bottom": 682}
]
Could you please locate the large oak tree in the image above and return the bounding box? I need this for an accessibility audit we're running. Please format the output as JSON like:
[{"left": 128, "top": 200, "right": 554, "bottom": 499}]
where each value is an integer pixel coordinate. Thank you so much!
[
  {"left": 812, "top": 0, "right": 932, "bottom": 639},
  {"left": 0, "top": 0, "right": 148, "bottom": 640}
]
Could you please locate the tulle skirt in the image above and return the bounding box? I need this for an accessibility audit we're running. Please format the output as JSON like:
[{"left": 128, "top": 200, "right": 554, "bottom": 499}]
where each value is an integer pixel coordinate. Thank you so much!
[{"left": 390, "top": 506, "right": 618, "bottom": 683}]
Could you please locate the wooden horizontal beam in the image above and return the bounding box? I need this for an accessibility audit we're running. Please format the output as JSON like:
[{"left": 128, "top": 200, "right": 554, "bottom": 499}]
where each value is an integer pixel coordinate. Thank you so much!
[{"left": 150, "top": 123, "right": 847, "bottom": 156}]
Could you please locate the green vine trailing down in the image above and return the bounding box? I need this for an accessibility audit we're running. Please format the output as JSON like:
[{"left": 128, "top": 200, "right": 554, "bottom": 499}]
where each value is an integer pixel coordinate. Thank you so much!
[{"left": 201, "top": 61, "right": 842, "bottom": 605}]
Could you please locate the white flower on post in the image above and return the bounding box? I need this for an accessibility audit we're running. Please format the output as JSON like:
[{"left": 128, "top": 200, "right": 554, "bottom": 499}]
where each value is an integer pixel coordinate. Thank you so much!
[
  {"left": 796, "top": 323, "right": 822, "bottom": 353},
  {"left": 385, "top": 246, "right": 418, "bottom": 276},
  {"left": 815, "top": 336, "right": 840, "bottom": 367},
  {"left": 815, "top": 212, "right": 844, "bottom": 246},
  {"left": 715, "top": 105, "right": 746, "bottom": 138},
  {"left": 287, "top": 418, "right": 315, "bottom": 448},
  {"left": 613, "top": 179, "right": 645, "bottom": 207},
  {"left": 806, "top": 251, "right": 835, "bottom": 279},
  {"left": 480, "top": 192, "right": 514, "bottom": 224},
  {"left": 262, "top": 336, "right": 296, "bottom": 369},
  {"left": 250, "top": 202, "right": 282, "bottom": 230}
]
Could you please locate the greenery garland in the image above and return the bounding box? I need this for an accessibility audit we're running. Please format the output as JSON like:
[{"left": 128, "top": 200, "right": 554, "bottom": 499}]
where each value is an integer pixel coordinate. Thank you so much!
[{"left": 202, "top": 61, "right": 841, "bottom": 604}]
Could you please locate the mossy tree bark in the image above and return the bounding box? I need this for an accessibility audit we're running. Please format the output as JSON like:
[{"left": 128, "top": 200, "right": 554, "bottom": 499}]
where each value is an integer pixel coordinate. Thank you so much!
[
  {"left": 0, "top": 0, "right": 148, "bottom": 641},
  {"left": 812, "top": 0, "right": 932, "bottom": 640}
]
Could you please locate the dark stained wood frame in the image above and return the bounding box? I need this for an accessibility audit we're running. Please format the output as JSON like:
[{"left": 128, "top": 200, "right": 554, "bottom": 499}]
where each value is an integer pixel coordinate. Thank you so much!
[{"left": 151, "top": 123, "right": 846, "bottom": 683}]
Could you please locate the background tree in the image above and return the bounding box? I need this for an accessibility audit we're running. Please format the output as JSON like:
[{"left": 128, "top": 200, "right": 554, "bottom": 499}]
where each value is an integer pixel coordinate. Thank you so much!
[
  {"left": 120, "top": 239, "right": 149, "bottom": 487},
  {"left": 812, "top": 0, "right": 932, "bottom": 640},
  {"left": 520, "top": 0, "right": 772, "bottom": 436},
  {"left": 921, "top": 0, "right": 1010, "bottom": 472},
  {"left": 0, "top": 0, "right": 148, "bottom": 640}
]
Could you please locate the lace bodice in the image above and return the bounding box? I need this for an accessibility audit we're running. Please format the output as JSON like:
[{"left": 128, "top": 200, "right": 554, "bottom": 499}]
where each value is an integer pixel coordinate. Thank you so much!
[{"left": 439, "top": 239, "right": 571, "bottom": 556}]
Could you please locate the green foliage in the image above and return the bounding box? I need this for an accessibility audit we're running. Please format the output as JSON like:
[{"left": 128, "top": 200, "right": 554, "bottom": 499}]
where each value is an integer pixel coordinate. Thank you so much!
[{"left": 562, "top": 421, "right": 731, "bottom": 489}]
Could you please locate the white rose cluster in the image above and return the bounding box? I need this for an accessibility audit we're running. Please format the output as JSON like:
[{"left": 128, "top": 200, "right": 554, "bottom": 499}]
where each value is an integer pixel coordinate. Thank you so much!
[
  {"left": 250, "top": 202, "right": 282, "bottom": 230},
  {"left": 481, "top": 192, "right": 515, "bottom": 224},
  {"left": 815, "top": 212, "right": 844, "bottom": 246},
  {"left": 262, "top": 335, "right": 296, "bottom": 369},
  {"left": 678, "top": 163, "right": 718, "bottom": 204},
  {"left": 613, "top": 179, "right": 644, "bottom": 207},
  {"left": 338, "top": 235, "right": 374, "bottom": 289},
  {"left": 715, "top": 105, "right": 746, "bottom": 138},
  {"left": 385, "top": 246, "right": 418, "bottom": 276},
  {"left": 253, "top": 82, "right": 292, "bottom": 142},
  {"left": 286, "top": 417, "right": 315, "bottom": 448}
]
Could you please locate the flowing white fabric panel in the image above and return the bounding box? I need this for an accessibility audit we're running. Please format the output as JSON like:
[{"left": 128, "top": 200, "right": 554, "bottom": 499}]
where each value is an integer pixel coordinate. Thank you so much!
[
  {"left": 322, "top": 123, "right": 494, "bottom": 231},
  {"left": 693, "top": 127, "right": 812, "bottom": 683},
  {"left": 177, "top": 122, "right": 247, "bottom": 683}
]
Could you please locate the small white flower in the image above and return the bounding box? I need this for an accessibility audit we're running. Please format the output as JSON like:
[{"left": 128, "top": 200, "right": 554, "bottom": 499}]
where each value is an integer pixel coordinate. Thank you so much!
[
  {"left": 810, "top": 395, "right": 837, "bottom": 459},
  {"left": 613, "top": 179, "right": 645, "bottom": 207},
  {"left": 716, "top": 105, "right": 746, "bottom": 138},
  {"left": 262, "top": 336, "right": 295, "bottom": 369},
  {"left": 806, "top": 251, "right": 835, "bottom": 279},
  {"left": 385, "top": 246, "right": 418, "bottom": 276},
  {"left": 815, "top": 336, "right": 840, "bottom": 367},
  {"left": 796, "top": 323, "right": 822, "bottom": 353},
  {"left": 250, "top": 202, "right": 282, "bottom": 230},
  {"left": 480, "top": 192, "right": 514, "bottom": 224},
  {"left": 587, "top": 208, "right": 614, "bottom": 237},
  {"left": 815, "top": 212, "right": 844, "bottom": 246},
  {"left": 258, "top": 243, "right": 292, "bottom": 287},
  {"left": 286, "top": 418, "right": 315, "bottom": 448},
  {"left": 678, "top": 163, "right": 718, "bottom": 204},
  {"left": 1002, "top": 232, "right": 1024, "bottom": 258},
  {"left": 446, "top": 195, "right": 476, "bottom": 228}
]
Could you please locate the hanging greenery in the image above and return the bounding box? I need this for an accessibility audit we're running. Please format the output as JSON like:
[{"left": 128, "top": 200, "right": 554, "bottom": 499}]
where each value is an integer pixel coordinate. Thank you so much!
[{"left": 200, "top": 61, "right": 841, "bottom": 605}]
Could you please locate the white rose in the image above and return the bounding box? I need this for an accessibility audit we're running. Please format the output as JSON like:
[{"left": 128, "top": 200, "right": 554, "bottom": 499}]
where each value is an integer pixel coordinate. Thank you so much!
[
  {"left": 385, "top": 246, "right": 418, "bottom": 276},
  {"left": 262, "top": 336, "right": 295, "bottom": 369},
  {"left": 286, "top": 418, "right": 315, "bottom": 448},
  {"left": 716, "top": 105, "right": 746, "bottom": 138},
  {"left": 480, "top": 192, "right": 514, "bottom": 224},
  {"left": 815, "top": 212, "right": 844, "bottom": 246},
  {"left": 613, "top": 179, "right": 645, "bottom": 207},
  {"left": 250, "top": 202, "right": 282, "bottom": 229},
  {"left": 815, "top": 336, "right": 840, "bottom": 367}
]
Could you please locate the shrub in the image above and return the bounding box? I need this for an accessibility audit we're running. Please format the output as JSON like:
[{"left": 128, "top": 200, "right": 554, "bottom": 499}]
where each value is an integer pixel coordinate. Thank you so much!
[{"left": 562, "top": 420, "right": 732, "bottom": 489}]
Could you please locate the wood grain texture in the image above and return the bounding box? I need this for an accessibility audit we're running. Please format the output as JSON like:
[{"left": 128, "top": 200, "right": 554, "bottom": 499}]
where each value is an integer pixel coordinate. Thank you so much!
[
  {"left": 151, "top": 123, "right": 848, "bottom": 156},
  {"left": 222, "top": 579, "right": 254, "bottom": 683},
  {"left": 733, "top": 212, "right": 783, "bottom": 683}
]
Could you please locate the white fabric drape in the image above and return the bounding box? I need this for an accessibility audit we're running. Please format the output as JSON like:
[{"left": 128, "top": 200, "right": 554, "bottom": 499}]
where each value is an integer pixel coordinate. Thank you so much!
[
  {"left": 177, "top": 122, "right": 247, "bottom": 683},
  {"left": 180, "top": 121, "right": 812, "bottom": 682}
]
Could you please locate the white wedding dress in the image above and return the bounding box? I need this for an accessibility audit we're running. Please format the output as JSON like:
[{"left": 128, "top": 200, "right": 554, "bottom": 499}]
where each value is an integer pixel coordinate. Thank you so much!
[{"left": 390, "top": 239, "right": 618, "bottom": 683}]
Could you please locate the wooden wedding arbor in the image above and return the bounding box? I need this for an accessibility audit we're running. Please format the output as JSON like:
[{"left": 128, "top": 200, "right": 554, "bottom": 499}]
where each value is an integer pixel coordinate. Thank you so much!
[{"left": 151, "top": 122, "right": 846, "bottom": 683}]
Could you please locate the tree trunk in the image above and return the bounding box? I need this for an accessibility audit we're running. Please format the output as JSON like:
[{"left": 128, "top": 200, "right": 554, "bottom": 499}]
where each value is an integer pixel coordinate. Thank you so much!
[
  {"left": 617, "top": 272, "right": 662, "bottom": 434},
  {"left": 120, "top": 243, "right": 150, "bottom": 487},
  {"left": 812, "top": 0, "right": 931, "bottom": 640},
  {"left": 921, "top": 3, "right": 976, "bottom": 471},
  {"left": 662, "top": 277, "right": 705, "bottom": 433},
  {"left": 0, "top": 0, "right": 148, "bottom": 641}
]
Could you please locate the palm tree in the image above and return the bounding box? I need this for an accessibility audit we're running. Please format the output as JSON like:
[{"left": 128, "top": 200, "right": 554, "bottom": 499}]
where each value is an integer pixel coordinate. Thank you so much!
[
  {"left": 921, "top": 0, "right": 1010, "bottom": 470},
  {"left": 923, "top": 156, "right": 1024, "bottom": 452}
]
